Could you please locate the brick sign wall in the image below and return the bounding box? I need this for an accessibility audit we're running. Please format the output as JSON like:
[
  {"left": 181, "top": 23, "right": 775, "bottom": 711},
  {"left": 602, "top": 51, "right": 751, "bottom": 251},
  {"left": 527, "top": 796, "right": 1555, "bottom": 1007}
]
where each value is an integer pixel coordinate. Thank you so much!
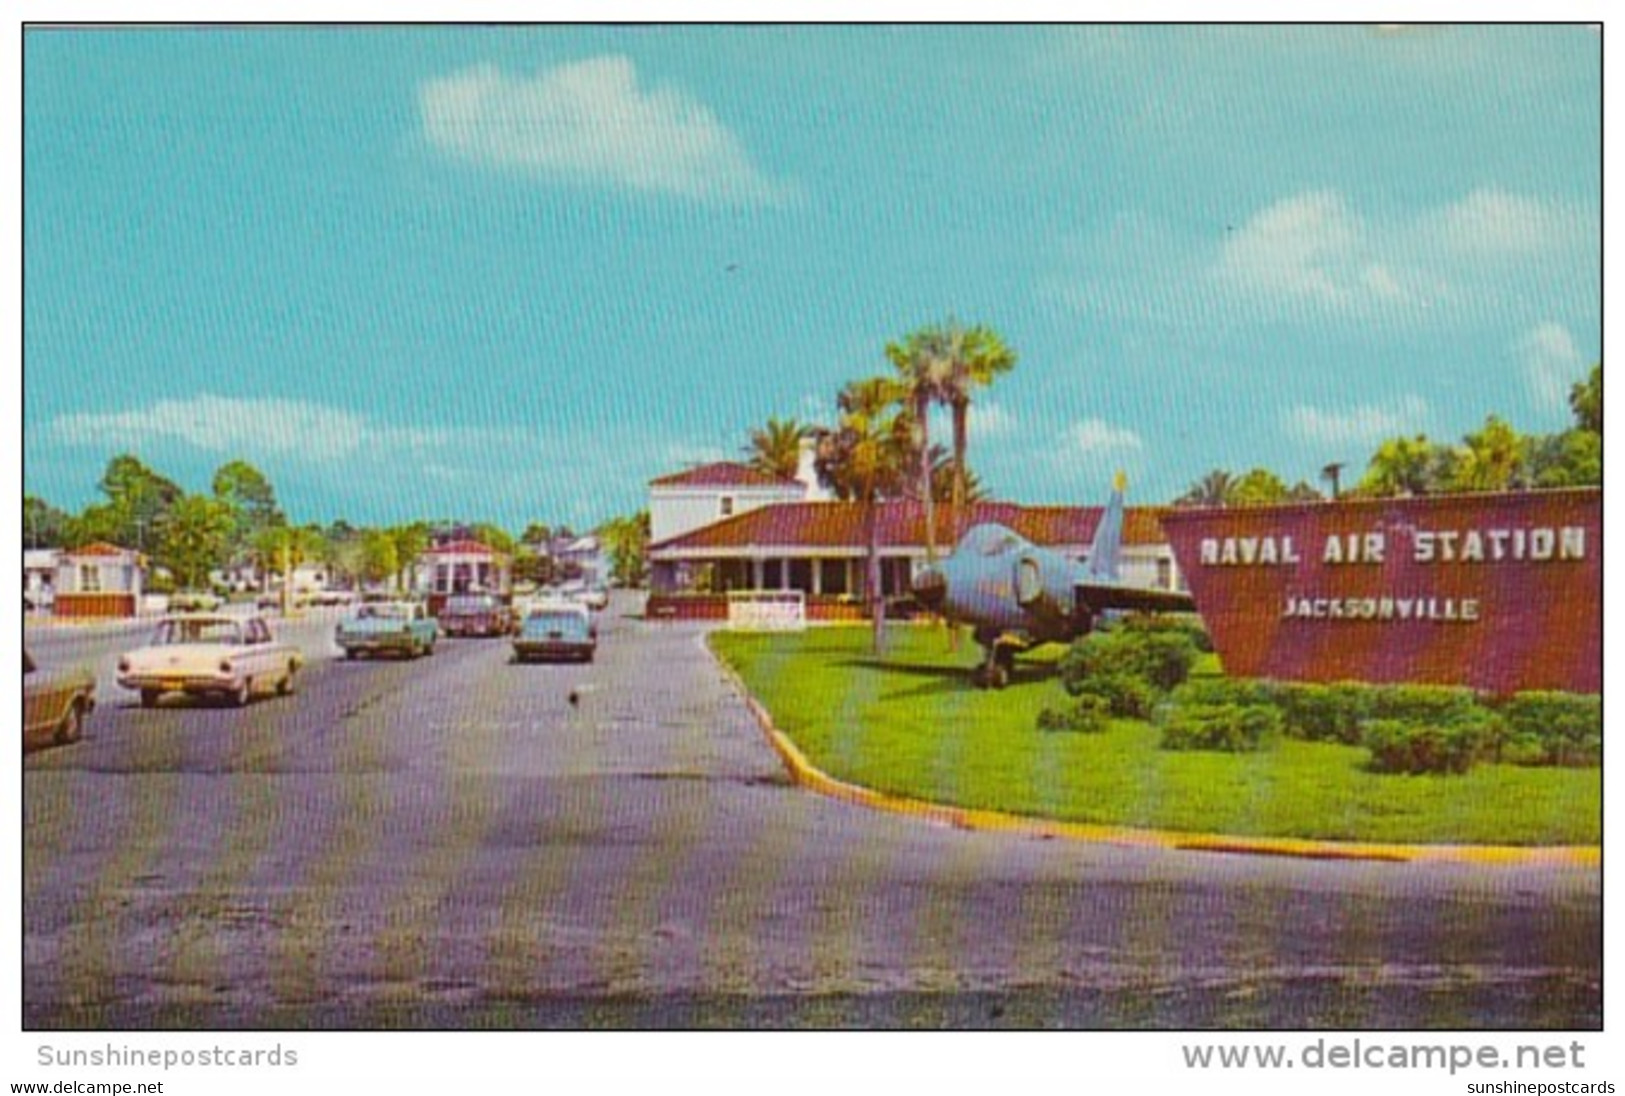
[{"left": 1158, "top": 489, "right": 1601, "bottom": 695}]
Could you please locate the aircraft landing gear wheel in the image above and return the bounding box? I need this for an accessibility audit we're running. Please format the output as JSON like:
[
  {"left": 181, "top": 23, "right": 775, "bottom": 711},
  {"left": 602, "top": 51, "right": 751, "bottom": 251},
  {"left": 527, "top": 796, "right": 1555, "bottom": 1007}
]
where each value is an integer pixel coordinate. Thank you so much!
[{"left": 987, "top": 663, "right": 1010, "bottom": 690}]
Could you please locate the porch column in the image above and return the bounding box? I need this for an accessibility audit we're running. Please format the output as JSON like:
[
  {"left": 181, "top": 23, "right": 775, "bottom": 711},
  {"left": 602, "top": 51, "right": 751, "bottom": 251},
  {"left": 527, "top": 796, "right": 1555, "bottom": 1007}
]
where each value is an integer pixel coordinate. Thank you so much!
[
  {"left": 752, "top": 557, "right": 764, "bottom": 590},
  {"left": 811, "top": 557, "right": 823, "bottom": 595}
]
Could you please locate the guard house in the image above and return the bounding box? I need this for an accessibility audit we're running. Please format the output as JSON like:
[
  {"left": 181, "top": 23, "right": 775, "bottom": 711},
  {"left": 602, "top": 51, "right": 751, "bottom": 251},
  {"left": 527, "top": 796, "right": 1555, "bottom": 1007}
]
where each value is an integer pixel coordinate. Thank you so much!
[
  {"left": 25, "top": 548, "right": 61, "bottom": 610},
  {"left": 54, "top": 543, "right": 144, "bottom": 618},
  {"left": 414, "top": 539, "right": 512, "bottom": 615}
]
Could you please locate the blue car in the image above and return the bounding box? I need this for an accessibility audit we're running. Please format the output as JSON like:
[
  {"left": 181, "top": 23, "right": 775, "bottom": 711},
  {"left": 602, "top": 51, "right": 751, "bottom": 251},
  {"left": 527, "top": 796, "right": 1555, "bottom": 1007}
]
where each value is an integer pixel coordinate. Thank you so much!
[{"left": 512, "top": 605, "right": 597, "bottom": 663}]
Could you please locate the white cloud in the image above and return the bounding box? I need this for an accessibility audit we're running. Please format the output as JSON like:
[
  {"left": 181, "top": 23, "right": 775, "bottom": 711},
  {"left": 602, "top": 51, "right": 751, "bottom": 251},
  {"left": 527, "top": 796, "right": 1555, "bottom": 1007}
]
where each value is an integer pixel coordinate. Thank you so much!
[
  {"left": 1066, "top": 418, "right": 1143, "bottom": 455},
  {"left": 1285, "top": 395, "right": 1429, "bottom": 446},
  {"left": 48, "top": 395, "right": 467, "bottom": 464},
  {"left": 1519, "top": 322, "right": 1585, "bottom": 414},
  {"left": 419, "top": 56, "right": 794, "bottom": 205},
  {"left": 1431, "top": 188, "right": 1584, "bottom": 257},
  {"left": 1217, "top": 190, "right": 1366, "bottom": 308},
  {"left": 968, "top": 401, "right": 1016, "bottom": 440}
]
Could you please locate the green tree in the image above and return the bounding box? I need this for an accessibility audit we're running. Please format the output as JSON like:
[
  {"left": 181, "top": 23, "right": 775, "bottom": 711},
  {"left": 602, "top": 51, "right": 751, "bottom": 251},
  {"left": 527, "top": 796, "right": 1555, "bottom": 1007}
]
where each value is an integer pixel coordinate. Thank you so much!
[
  {"left": 1570, "top": 363, "right": 1601, "bottom": 434},
  {"left": 390, "top": 523, "right": 432, "bottom": 594},
  {"left": 939, "top": 322, "right": 1016, "bottom": 526},
  {"left": 157, "top": 495, "right": 236, "bottom": 591},
  {"left": 1175, "top": 469, "right": 1237, "bottom": 507},
  {"left": 470, "top": 522, "right": 517, "bottom": 557},
  {"left": 211, "top": 459, "right": 283, "bottom": 538},
  {"left": 1449, "top": 415, "right": 1525, "bottom": 493},
  {"left": 1227, "top": 468, "right": 1298, "bottom": 507},
  {"left": 599, "top": 511, "right": 651, "bottom": 589},
  {"left": 1525, "top": 429, "right": 1602, "bottom": 488},
  {"left": 816, "top": 377, "right": 911, "bottom": 653},
  {"left": 95, "top": 454, "right": 183, "bottom": 549},
  {"left": 744, "top": 417, "right": 809, "bottom": 481},
  {"left": 886, "top": 328, "right": 955, "bottom": 565},
  {"left": 358, "top": 528, "right": 400, "bottom": 587},
  {"left": 24, "top": 495, "right": 71, "bottom": 549},
  {"left": 1357, "top": 435, "right": 1446, "bottom": 497}
]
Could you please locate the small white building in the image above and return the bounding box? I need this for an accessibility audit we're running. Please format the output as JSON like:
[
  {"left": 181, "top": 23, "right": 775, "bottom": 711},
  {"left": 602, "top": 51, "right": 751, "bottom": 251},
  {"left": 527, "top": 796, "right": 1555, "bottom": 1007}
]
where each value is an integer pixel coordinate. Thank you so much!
[
  {"left": 54, "top": 543, "right": 144, "bottom": 618},
  {"left": 25, "top": 549, "right": 61, "bottom": 609}
]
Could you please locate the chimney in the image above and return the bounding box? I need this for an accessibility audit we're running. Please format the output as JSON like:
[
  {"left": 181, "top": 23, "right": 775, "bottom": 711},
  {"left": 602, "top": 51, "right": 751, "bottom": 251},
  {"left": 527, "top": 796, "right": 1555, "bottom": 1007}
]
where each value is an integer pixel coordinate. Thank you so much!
[{"left": 796, "top": 435, "right": 832, "bottom": 502}]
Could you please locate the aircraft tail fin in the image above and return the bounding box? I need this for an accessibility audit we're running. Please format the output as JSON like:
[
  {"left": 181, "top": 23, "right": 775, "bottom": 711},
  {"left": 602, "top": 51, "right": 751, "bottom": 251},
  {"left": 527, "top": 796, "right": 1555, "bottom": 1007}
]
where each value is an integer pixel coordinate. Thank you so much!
[{"left": 1084, "top": 470, "right": 1127, "bottom": 581}]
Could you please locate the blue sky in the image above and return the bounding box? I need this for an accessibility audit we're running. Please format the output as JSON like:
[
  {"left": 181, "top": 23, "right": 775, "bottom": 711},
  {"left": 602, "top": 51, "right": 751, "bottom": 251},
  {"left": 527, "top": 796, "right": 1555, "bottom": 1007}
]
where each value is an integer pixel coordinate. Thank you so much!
[{"left": 23, "top": 25, "right": 1600, "bottom": 529}]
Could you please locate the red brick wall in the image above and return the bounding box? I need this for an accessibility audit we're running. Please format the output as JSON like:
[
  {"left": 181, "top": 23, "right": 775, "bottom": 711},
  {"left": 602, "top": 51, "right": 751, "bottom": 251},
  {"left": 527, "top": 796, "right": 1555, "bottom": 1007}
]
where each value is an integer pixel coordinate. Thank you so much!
[
  {"left": 54, "top": 593, "right": 137, "bottom": 619},
  {"left": 1159, "top": 490, "right": 1600, "bottom": 695}
]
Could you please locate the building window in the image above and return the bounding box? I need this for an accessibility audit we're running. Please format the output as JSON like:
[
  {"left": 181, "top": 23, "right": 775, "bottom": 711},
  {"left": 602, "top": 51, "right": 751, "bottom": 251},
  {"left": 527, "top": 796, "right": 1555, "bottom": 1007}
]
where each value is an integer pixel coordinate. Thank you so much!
[
  {"left": 763, "top": 559, "right": 784, "bottom": 589},
  {"left": 787, "top": 559, "right": 813, "bottom": 593},
  {"left": 820, "top": 559, "right": 848, "bottom": 596},
  {"left": 79, "top": 564, "right": 101, "bottom": 593},
  {"left": 1156, "top": 557, "right": 1174, "bottom": 591},
  {"left": 720, "top": 496, "right": 735, "bottom": 517}
]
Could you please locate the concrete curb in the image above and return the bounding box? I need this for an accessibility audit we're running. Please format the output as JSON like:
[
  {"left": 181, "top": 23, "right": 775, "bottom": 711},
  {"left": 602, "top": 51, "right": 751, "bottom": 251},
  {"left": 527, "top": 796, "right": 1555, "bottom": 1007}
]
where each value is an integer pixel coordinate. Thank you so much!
[{"left": 706, "top": 636, "right": 1600, "bottom": 869}]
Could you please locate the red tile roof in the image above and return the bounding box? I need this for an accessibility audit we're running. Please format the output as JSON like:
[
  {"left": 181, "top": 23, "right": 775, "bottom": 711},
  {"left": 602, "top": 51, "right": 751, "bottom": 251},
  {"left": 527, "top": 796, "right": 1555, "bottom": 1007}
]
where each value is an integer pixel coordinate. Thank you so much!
[
  {"left": 68, "top": 542, "right": 133, "bottom": 558},
  {"left": 424, "top": 539, "right": 497, "bottom": 557},
  {"left": 649, "top": 502, "right": 1170, "bottom": 553},
  {"left": 649, "top": 462, "right": 802, "bottom": 489}
]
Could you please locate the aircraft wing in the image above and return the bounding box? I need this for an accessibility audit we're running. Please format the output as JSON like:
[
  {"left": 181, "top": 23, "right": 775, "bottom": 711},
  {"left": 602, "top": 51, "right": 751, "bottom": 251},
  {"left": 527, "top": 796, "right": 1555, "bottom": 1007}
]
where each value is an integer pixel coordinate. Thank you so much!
[{"left": 1074, "top": 582, "right": 1198, "bottom": 616}]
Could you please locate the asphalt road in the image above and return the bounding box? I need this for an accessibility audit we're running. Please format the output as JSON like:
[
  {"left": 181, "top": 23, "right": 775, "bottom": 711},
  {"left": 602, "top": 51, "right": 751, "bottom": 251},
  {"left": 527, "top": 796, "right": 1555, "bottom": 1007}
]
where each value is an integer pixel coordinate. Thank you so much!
[{"left": 23, "top": 597, "right": 1601, "bottom": 1029}]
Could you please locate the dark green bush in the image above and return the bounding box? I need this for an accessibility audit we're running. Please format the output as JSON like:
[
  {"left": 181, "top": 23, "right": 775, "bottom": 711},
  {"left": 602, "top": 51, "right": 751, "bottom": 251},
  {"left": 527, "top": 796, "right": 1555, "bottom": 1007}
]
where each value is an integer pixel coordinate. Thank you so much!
[
  {"left": 1496, "top": 692, "right": 1601, "bottom": 767},
  {"left": 1369, "top": 684, "right": 1483, "bottom": 725},
  {"left": 1159, "top": 703, "right": 1283, "bottom": 753},
  {"left": 1117, "top": 612, "right": 1214, "bottom": 654},
  {"left": 1036, "top": 694, "right": 1113, "bottom": 734},
  {"left": 1363, "top": 713, "right": 1499, "bottom": 775},
  {"left": 1271, "top": 682, "right": 1376, "bottom": 744},
  {"left": 1068, "top": 671, "right": 1158, "bottom": 720},
  {"left": 1060, "top": 628, "right": 1199, "bottom": 696},
  {"left": 1168, "top": 677, "right": 1277, "bottom": 709}
]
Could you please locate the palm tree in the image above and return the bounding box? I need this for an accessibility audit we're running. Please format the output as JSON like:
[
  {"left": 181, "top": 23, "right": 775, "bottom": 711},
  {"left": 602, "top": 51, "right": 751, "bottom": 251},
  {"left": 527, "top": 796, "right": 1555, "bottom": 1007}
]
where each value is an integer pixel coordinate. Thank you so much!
[
  {"left": 816, "top": 377, "right": 909, "bottom": 653},
  {"left": 1358, "top": 435, "right": 1442, "bottom": 498},
  {"left": 886, "top": 327, "right": 956, "bottom": 565},
  {"left": 744, "top": 417, "right": 808, "bottom": 480},
  {"left": 1175, "top": 469, "right": 1237, "bottom": 507},
  {"left": 940, "top": 323, "right": 1016, "bottom": 529}
]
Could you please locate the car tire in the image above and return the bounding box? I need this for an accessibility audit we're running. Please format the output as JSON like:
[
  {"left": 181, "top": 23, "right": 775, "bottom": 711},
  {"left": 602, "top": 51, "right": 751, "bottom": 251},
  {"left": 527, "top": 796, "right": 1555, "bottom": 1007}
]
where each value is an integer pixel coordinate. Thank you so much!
[
  {"left": 55, "top": 702, "right": 84, "bottom": 745},
  {"left": 140, "top": 689, "right": 159, "bottom": 709},
  {"left": 277, "top": 665, "right": 296, "bottom": 696},
  {"left": 232, "top": 679, "right": 252, "bottom": 708}
]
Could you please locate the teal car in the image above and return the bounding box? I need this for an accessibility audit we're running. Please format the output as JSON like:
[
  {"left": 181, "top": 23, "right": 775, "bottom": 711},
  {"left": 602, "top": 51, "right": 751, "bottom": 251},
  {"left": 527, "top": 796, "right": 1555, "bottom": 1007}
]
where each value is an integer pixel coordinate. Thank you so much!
[
  {"left": 512, "top": 605, "right": 597, "bottom": 663},
  {"left": 335, "top": 602, "right": 439, "bottom": 659}
]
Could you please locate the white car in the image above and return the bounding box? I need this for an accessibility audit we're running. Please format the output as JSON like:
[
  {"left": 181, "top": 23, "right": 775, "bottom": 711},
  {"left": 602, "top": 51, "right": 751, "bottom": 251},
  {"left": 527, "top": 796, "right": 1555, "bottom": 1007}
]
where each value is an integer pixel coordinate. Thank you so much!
[{"left": 117, "top": 614, "right": 304, "bottom": 708}]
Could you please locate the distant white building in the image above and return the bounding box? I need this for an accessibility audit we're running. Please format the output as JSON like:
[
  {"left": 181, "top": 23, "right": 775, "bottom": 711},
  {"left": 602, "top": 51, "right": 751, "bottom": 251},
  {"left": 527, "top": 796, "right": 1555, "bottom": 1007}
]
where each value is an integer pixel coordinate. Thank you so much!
[{"left": 25, "top": 549, "right": 61, "bottom": 609}]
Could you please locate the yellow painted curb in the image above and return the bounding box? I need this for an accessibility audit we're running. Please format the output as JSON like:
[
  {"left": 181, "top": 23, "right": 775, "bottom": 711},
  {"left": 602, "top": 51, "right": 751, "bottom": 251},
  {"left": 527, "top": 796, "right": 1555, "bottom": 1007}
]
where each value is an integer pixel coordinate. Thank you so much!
[{"left": 708, "top": 637, "right": 1600, "bottom": 869}]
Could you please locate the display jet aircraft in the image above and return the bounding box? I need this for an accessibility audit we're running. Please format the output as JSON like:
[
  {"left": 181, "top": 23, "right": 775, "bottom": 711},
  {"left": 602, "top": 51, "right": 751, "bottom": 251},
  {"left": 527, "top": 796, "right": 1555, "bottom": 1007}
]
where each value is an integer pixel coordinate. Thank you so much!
[{"left": 911, "top": 473, "right": 1198, "bottom": 688}]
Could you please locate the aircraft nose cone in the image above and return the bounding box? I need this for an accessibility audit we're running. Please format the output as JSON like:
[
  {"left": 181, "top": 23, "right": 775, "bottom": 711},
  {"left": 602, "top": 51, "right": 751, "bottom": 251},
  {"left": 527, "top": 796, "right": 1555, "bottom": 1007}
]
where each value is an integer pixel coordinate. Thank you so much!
[{"left": 912, "top": 566, "right": 946, "bottom": 610}]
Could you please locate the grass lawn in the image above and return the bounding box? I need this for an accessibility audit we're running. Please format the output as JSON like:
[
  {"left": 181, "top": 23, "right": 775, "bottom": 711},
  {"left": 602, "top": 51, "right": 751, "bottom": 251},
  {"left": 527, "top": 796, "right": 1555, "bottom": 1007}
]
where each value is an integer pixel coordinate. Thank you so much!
[{"left": 710, "top": 625, "right": 1599, "bottom": 846}]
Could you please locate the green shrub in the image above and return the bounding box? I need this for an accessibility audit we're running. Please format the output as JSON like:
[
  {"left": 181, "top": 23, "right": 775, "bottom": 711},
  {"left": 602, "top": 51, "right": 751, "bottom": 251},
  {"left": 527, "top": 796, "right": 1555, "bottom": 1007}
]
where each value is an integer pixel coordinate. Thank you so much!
[
  {"left": 1159, "top": 703, "right": 1283, "bottom": 753},
  {"left": 1036, "top": 694, "right": 1113, "bottom": 734},
  {"left": 1117, "top": 612, "right": 1214, "bottom": 654},
  {"left": 1363, "top": 714, "right": 1498, "bottom": 775},
  {"left": 1271, "top": 682, "right": 1376, "bottom": 744},
  {"left": 1168, "top": 677, "right": 1277, "bottom": 709},
  {"left": 1060, "top": 628, "right": 1199, "bottom": 696},
  {"left": 1370, "top": 684, "right": 1483, "bottom": 725},
  {"left": 1496, "top": 692, "right": 1601, "bottom": 767},
  {"left": 1068, "top": 671, "right": 1158, "bottom": 720}
]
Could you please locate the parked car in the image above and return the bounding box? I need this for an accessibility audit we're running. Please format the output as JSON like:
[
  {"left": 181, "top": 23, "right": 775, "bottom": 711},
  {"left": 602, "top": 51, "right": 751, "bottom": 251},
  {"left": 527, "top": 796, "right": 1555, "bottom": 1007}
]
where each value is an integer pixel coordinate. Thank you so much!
[
  {"left": 335, "top": 601, "right": 439, "bottom": 660},
  {"left": 168, "top": 590, "right": 223, "bottom": 613},
  {"left": 24, "top": 649, "right": 94, "bottom": 748},
  {"left": 438, "top": 594, "right": 512, "bottom": 638},
  {"left": 256, "top": 590, "right": 310, "bottom": 611},
  {"left": 117, "top": 614, "right": 303, "bottom": 708},
  {"left": 512, "top": 603, "right": 597, "bottom": 663}
]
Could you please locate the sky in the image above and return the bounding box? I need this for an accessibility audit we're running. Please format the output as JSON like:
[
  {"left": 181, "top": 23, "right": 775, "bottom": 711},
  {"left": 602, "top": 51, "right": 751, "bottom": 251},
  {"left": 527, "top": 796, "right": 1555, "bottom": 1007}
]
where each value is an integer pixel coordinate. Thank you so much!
[{"left": 22, "top": 24, "right": 1601, "bottom": 531}]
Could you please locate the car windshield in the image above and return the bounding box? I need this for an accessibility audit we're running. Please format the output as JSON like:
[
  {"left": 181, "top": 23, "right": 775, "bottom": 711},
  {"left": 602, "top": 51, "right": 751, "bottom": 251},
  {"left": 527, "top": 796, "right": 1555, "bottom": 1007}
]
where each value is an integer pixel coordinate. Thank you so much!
[
  {"left": 524, "top": 612, "right": 587, "bottom": 636},
  {"left": 358, "top": 604, "right": 409, "bottom": 620},
  {"left": 151, "top": 618, "right": 242, "bottom": 646},
  {"left": 448, "top": 597, "right": 496, "bottom": 612}
]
